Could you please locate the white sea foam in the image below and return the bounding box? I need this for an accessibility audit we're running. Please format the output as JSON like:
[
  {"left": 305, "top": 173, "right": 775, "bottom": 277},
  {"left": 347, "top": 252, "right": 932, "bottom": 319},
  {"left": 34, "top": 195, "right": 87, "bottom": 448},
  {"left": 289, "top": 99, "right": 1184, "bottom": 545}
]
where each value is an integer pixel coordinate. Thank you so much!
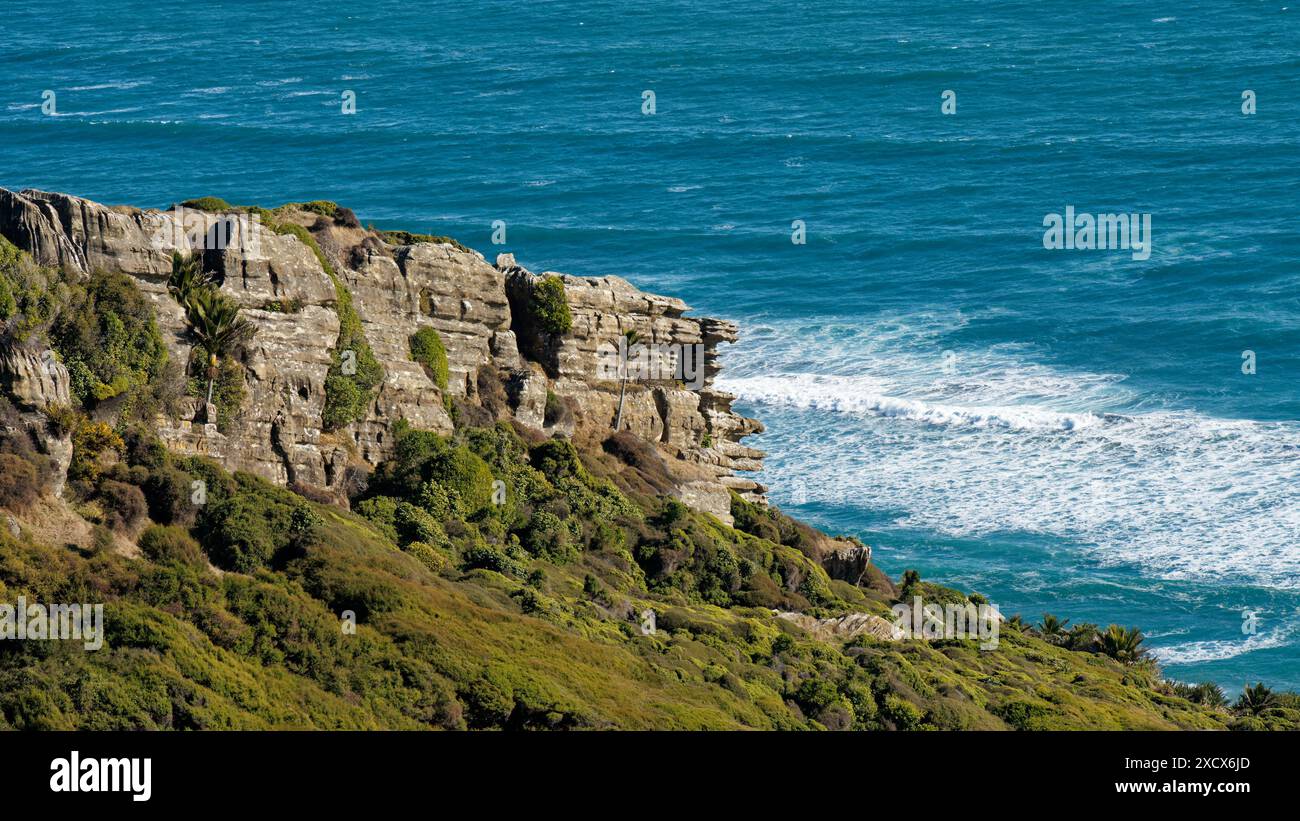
[
  {"left": 717, "top": 314, "right": 1300, "bottom": 590},
  {"left": 67, "top": 81, "right": 148, "bottom": 91},
  {"left": 52, "top": 107, "right": 143, "bottom": 117},
  {"left": 726, "top": 373, "right": 1102, "bottom": 431},
  {"left": 1151, "top": 623, "right": 1295, "bottom": 665}
]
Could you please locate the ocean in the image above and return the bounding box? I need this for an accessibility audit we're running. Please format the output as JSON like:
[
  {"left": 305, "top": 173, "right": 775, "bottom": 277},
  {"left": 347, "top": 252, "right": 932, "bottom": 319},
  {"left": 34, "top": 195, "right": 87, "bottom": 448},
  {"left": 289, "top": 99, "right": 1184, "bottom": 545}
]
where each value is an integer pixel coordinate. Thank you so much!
[{"left": 3, "top": 0, "right": 1298, "bottom": 691}]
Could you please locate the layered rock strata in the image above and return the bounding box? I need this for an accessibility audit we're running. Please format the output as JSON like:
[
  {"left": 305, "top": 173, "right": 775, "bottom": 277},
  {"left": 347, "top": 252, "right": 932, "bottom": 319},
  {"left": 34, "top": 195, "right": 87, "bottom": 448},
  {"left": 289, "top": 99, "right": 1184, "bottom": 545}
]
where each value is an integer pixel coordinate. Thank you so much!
[{"left": 0, "top": 188, "right": 766, "bottom": 522}]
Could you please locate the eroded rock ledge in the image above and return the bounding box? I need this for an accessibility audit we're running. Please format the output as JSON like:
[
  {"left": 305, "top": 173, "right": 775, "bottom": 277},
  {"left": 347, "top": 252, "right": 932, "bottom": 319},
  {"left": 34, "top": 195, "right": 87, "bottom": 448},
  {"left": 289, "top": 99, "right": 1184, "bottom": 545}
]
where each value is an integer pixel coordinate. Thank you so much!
[{"left": 0, "top": 188, "right": 765, "bottom": 523}]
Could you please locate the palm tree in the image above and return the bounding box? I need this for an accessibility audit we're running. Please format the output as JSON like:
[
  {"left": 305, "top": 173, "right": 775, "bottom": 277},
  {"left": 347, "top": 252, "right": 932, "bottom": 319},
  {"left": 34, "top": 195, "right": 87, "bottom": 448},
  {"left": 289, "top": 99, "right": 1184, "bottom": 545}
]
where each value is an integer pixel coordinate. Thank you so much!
[
  {"left": 1191, "top": 682, "right": 1228, "bottom": 708},
  {"left": 1235, "top": 682, "right": 1275, "bottom": 716},
  {"left": 1065, "top": 622, "right": 1100, "bottom": 652},
  {"left": 613, "top": 328, "right": 641, "bottom": 431},
  {"left": 1038, "top": 613, "right": 1070, "bottom": 642},
  {"left": 1099, "top": 624, "right": 1145, "bottom": 663},
  {"left": 168, "top": 251, "right": 212, "bottom": 308},
  {"left": 185, "top": 288, "right": 254, "bottom": 406}
]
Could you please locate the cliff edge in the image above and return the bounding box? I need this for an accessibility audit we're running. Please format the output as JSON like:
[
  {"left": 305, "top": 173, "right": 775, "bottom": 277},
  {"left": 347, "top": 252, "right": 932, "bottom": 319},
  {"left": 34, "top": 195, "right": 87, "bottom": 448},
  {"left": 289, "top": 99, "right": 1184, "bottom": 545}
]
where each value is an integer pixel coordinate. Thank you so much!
[{"left": 0, "top": 188, "right": 765, "bottom": 523}]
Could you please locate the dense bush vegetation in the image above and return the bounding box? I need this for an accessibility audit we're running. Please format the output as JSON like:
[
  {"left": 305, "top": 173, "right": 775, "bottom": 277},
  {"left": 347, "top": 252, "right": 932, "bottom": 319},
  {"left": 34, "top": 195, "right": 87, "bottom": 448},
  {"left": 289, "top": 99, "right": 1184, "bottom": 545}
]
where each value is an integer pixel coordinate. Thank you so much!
[
  {"left": 1, "top": 243, "right": 174, "bottom": 434},
  {"left": 50, "top": 270, "right": 167, "bottom": 406},
  {"left": 0, "top": 239, "right": 61, "bottom": 344},
  {"left": 4, "top": 406, "right": 1299, "bottom": 730},
  {"left": 138, "top": 524, "right": 205, "bottom": 566},
  {"left": 0, "top": 238, "right": 19, "bottom": 321}
]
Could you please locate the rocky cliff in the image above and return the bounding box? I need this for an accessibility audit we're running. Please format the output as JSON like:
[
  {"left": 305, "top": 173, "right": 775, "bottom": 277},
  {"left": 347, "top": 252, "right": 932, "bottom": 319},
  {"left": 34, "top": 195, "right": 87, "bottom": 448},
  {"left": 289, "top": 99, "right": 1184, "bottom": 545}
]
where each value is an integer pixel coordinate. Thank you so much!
[{"left": 0, "top": 187, "right": 765, "bottom": 523}]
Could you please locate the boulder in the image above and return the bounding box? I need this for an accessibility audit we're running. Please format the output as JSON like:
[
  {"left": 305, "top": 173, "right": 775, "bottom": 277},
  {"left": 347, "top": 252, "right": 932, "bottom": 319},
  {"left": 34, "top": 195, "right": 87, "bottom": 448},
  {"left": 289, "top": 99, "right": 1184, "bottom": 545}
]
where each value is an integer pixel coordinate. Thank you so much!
[{"left": 0, "top": 346, "right": 71, "bottom": 411}]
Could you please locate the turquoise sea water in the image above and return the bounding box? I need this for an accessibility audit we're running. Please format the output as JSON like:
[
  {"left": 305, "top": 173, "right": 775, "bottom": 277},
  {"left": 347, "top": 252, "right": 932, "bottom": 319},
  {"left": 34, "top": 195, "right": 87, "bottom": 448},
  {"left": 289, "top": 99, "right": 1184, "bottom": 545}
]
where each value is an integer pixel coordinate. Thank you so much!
[{"left": 3, "top": 1, "right": 1298, "bottom": 690}]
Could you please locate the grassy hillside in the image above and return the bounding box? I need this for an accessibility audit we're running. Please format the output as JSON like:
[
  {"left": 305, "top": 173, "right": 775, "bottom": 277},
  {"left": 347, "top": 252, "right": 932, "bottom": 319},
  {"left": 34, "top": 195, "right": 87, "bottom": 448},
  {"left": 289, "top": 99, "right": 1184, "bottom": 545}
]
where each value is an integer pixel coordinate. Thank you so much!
[
  {"left": 6, "top": 420, "right": 1295, "bottom": 730},
  {"left": 3, "top": 228, "right": 1298, "bottom": 731}
]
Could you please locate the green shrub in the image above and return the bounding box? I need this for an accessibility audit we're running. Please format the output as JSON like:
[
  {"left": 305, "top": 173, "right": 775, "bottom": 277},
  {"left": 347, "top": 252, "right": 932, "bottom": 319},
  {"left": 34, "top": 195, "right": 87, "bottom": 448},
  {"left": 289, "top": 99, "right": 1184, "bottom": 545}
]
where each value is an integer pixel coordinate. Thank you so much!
[
  {"left": 409, "top": 326, "right": 449, "bottom": 390},
  {"left": 530, "top": 275, "right": 572, "bottom": 335},
  {"left": 544, "top": 391, "right": 562, "bottom": 422},
  {"left": 521, "top": 510, "right": 576, "bottom": 563},
  {"left": 199, "top": 475, "right": 307, "bottom": 572},
  {"left": 143, "top": 466, "right": 198, "bottom": 526},
  {"left": 394, "top": 502, "right": 448, "bottom": 548},
  {"left": 138, "top": 525, "right": 205, "bottom": 566},
  {"left": 530, "top": 438, "right": 584, "bottom": 482},
  {"left": 379, "top": 230, "right": 473, "bottom": 254},
  {"left": 554, "top": 474, "right": 640, "bottom": 522},
  {"left": 0, "top": 240, "right": 60, "bottom": 342},
  {"left": 69, "top": 419, "right": 123, "bottom": 483},
  {"left": 461, "top": 542, "right": 526, "bottom": 577},
  {"left": 798, "top": 570, "right": 835, "bottom": 608},
  {"left": 0, "top": 234, "right": 22, "bottom": 272},
  {"left": 661, "top": 499, "right": 689, "bottom": 525},
  {"left": 994, "top": 699, "right": 1051, "bottom": 731},
  {"left": 0, "top": 272, "right": 15, "bottom": 321},
  {"left": 51, "top": 270, "right": 168, "bottom": 406},
  {"left": 321, "top": 374, "right": 366, "bottom": 430},
  {"left": 175, "top": 456, "right": 239, "bottom": 509},
  {"left": 794, "top": 678, "right": 841, "bottom": 715},
  {"left": 440, "top": 448, "right": 495, "bottom": 516},
  {"left": 403, "top": 541, "right": 448, "bottom": 573},
  {"left": 99, "top": 480, "right": 148, "bottom": 533},
  {"left": 180, "top": 197, "right": 233, "bottom": 212},
  {"left": 295, "top": 200, "right": 340, "bottom": 218},
  {"left": 355, "top": 496, "right": 400, "bottom": 542},
  {"left": 121, "top": 425, "right": 168, "bottom": 469},
  {"left": 288, "top": 506, "right": 323, "bottom": 549},
  {"left": 369, "top": 426, "right": 495, "bottom": 517},
  {"left": 417, "top": 481, "right": 454, "bottom": 520}
]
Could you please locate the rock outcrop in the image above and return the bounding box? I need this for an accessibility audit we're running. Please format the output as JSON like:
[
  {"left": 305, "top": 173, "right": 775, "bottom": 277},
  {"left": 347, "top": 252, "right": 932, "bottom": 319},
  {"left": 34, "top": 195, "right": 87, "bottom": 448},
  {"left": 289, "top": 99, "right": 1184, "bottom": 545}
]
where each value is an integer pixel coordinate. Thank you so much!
[
  {"left": 0, "top": 188, "right": 766, "bottom": 521},
  {"left": 774, "top": 610, "right": 899, "bottom": 643},
  {"left": 497, "top": 255, "right": 766, "bottom": 519},
  {"left": 0, "top": 345, "right": 71, "bottom": 410},
  {"left": 0, "top": 344, "right": 74, "bottom": 495},
  {"left": 822, "top": 541, "right": 873, "bottom": 586}
]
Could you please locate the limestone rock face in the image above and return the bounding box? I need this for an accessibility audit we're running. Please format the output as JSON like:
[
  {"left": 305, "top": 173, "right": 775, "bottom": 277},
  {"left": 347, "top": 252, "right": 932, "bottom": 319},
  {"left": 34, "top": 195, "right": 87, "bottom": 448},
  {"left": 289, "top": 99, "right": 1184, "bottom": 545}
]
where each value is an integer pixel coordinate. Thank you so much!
[
  {"left": 822, "top": 542, "right": 873, "bottom": 586},
  {"left": 0, "top": 344, "right": 74, "bottom": 495},
  {"left": 774, "top": 610, "right": 899, "bottom": 643},
  {"left": 505, "top": 367, "right": 548, "bottom": 431},
  {"left": 350, "top": 241, "right": 511, "bottom": 400},
  {"left": 499, "top": 258, "right": 767, "bottom": 514},
  {"left": 0, "top": 346, "right": 71, "bottom": 411},
  {"left": 0, "top": 188, "right": 766, "bottom": 517}
]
